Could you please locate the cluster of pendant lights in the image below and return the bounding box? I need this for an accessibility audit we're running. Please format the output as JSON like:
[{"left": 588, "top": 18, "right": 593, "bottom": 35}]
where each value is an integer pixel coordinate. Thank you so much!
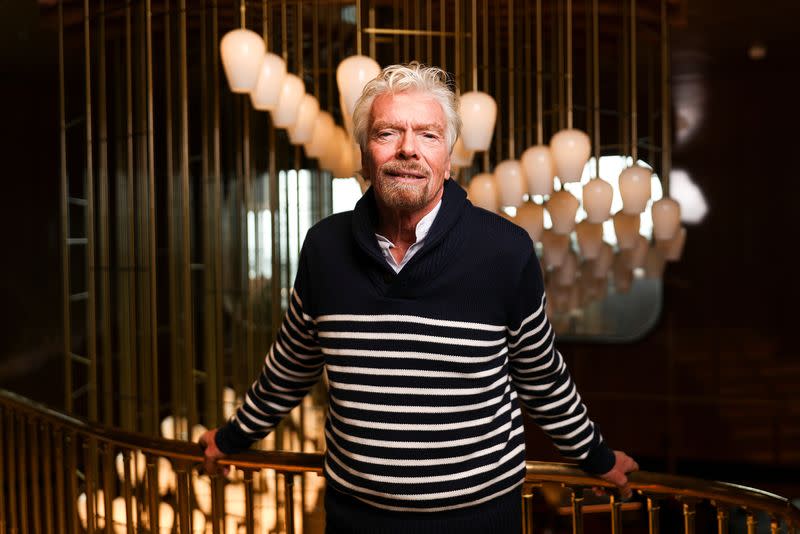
[{"left": 220, "top": 19, "right": 382, "bottom": 179}]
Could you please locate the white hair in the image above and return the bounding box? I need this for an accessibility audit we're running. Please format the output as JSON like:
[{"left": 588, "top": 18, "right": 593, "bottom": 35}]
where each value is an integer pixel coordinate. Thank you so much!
[{"left": 351, "top": 62, "right": 461, "bottom": 153}]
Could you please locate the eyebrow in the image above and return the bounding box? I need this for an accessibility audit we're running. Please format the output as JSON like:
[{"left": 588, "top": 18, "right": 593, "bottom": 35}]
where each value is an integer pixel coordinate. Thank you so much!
[{"left": 371, "top": 121, "right": 444, "bottom": 133}]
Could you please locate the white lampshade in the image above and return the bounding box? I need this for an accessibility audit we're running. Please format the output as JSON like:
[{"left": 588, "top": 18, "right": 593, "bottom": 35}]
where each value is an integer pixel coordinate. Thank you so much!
[
  {"left": 521, "top": 145, "right": 554, "bottom": 196},
  {"left": 111, "top": 496, "right": 138, "bottom": 534},
  {"left": 550, "top": 128, "right": 591, "bottom": 183},
  {"left": 459, "top": 91, "right": 497, "bottom": 151},
  {"left": 656, "top": 226, "right": 686, "bottom": 261},
  {"left": 249, "top": 53, "right": 287, "bottom": 110},
  {"left": 319, "top": 126, "right": 347, "bottom": 171},
  {"left": 514, "top": 202, "right": 545, "bottom": 242},
  {"left": 287, "top": 94, "right": 320, "bottom": 145},
  {"left": 576, "top": 220, "right": 603, "bottom": 260},
  {"left": 613, "top": 254, "right": 633, "bottom": 293},
  {"left": 556, "top": 251, "right": 578, "bottom": 286},
  {"left": 547, "top": 190, "right": 579, "bottom": 235},
  {"left": 582, "top": 178, "right": 613, "bottom": 224},
  {"left": 193, "top": 475, "right": 212, "bottom": 515},
  {"left": 624, "top": 235, "right": 649, "bottom": 270},
  {"left": 157, "top": 457, "right": 176, "bottom": 496},
  {"left": 192, "top": 510, "right": 206, "bottom": 534},
  {"left": 340, "top": 93, "right": 355, "bottom": 136},
  {"left": 613, "top": 211, "right": 640, "bottom": 250},
  {"left": 644, "top": 247, "right": 666, "bottom": 279},
  {"left": 541, "top": 230, "right": 570, "bottom": 269},
  {"left": 467, "top": 173, "right": 499, "bottom": 212},
  {"left": 593, "top": 243, "right": 613, "bottom": 279},
  {"left": 494, "top": 160, "right": 526, "bottom": 208},
  {"left": 619, "top": 165, "right": 653, "bottom": 214},
  {"left": 304, "top": 111, "right": 335, "bottom": 159},
  {"left": 332, "top": 140, "right": 356, "bottom": 179},
  {"left": 220, "top": 28, "right": 266, "bottom": 93},
  {"left": 652, "top": 197, "right": 681, "bottom": 241},
  {"left": 271, "top": 73, "right": 306, "bottom": 129},
  {"left": 157, "top": 502, "right": 174, "bottom": 534},
  {"left": 336, "top": 55, "right": 381, "bottom": 117},
  {"left": 451, "top": 137, "right": 475, "bottom": 169}
]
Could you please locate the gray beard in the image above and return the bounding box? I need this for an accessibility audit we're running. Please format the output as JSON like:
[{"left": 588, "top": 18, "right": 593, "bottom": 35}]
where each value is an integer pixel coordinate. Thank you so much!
[{"left": 375, "top": 178, "right": 430, "bottom": 211}]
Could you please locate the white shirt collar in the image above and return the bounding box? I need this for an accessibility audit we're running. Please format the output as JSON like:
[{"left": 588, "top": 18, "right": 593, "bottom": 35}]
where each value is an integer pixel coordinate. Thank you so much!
[{"left": 375, "top": 200, "right": 442, "bottom": 272}]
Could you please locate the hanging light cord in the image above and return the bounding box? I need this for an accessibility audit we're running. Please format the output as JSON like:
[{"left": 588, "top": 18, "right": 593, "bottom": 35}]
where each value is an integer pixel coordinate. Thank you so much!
[
  {"left": 660, "top": 0, "right": 671, "bottom": 194},
  {"left": 240, "top": 0, "right": 246, "bottom": 29}
]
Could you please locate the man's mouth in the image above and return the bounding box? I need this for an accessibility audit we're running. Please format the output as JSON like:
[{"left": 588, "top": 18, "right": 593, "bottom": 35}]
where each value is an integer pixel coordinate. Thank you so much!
[{"left": 384, "top": 168, "right": 427, "bottom": 179}]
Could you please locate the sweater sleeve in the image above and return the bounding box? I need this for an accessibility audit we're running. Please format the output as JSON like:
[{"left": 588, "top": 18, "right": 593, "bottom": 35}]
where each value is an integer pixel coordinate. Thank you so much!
[
  {"left": 506, "top": 250, "right": 616, "bottom": 475},
  {"left": 215, "top": 245, "right": 325, "bottom": 454}
]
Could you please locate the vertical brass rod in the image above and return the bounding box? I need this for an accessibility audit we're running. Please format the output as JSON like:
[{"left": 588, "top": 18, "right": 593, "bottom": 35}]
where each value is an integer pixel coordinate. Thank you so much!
[
  {"left": 660, "top": 0, "right": 671, "bottom": 193},
  {"left": 556, "top": 0, "right": 564, "bottom": 130},
  {"left": 58, "top": 0, "right": 72, "bottom": 416},
  {"left": 571, "top": 490, "right": 584, "bottom": 534},
  {"left": 7, "top": 410, "right": 18, "bottom": 533},
  {"left": 145, "top": 0, "right": 159, "bottom": 433},
  {"left": 121, "top": 450, "right": 134, "bottom": 534},
  {"left": 281, "top": 0, "right": 288, "bottom": 62},
  {"left": 67, "top": 432, "right": 80, "bottom": 533},
  {"left": 535, "top": 0, "right": 543, "bottom": 144},
  {"left": 146, "top": 457, "right": 159, "bottom": 533},
  {"left": 368, "top": 5, "right": 376, "bottom": 59},
  {"left": 177, "top": 466, "right": 192, "bottom": 533},
  {"left": 284, "top": 473, "right": 296, "bottom": 534},
  {"left": 210, "top": 474, "right": 223, "bottom": 534},
  {"left": 630, "top": 0, "right": 638, "bottom": 161},
  {"left": 243, "top": 101, "right": 254, "bottom": 385},
  {"left": 244, "top": 470, "right": 255, "bottom": 534},
  {"left": 98, "top": 0, "right": 113, "bottom": 427},
  {"left": 30, "top": 421, "right": 42, "bottom": 533},
  {"left": 0, "top": 410, "right": 9, "bottom": 532},
  {"left": 179, "top": 0, "right": 196, "bottom": 433},
  {"left": 746, "top": 513, "right": 757, "bottom": 534},
  {"left": 427, "top": 0, "right": 432, "bottom": 64},
  {"left": 83, "top": 438, "right": 96, "bottom": 534},
  {"left": 481, "top": 0, "right": 489, "bottom": 170},
  {"left": 610, "top": 494, "right": 623, "bottom": 534},
  {"left": 18, "top": 416, "right": 29, "bottom": 534},
  {"left": 592, "top": 0, "right": 600, "bottom": 177},
  {"left": 102, "top": 444, "right": 114, "bottom": 534},
  {"left": 403, "top": 0, "right": 410, "bottom": 60},
  {"left": 468, "top": 0, "right": 475, "bottom": 91},
  {"left": 565, "top": 0, "right": 573, "bottom": 128},
  {"left": 43, "top": 423, "right": 55, "bottom": 534},
  {"left": 313, "top": 0, "right": 320, "bottom": 92},
  {"left": 439, "top": 0, "right": 445, "bottom": 69},
  {"left": 648, "top": 498, "right": 660, "bottom": 534},
  {"left": 54, "top": 429, "right": 66, "bottom": 534},
  {"left": 716, "top": 506, "right": 729, "bottom": 534},
  {"left": 83, "top": 0, "right": 99, "bottom": 423},
  {"left": 263, "top": 0, "right": 270, "bottom": 44},
  {"left": 493, "top": 0, "right": 502, "bottom": 163},
  {"left": 683, "top": 502, "right": 696, "bottom": 534},
  {"left": 507, "top": 0, "right": 515, "bottom": 158},
  {"left": 240, "top": 0, "right": 246, "bottom": 29},
  {"left": 356, "top": 0, "right": 362, "bottom": 55},
  {"left": 212, "top": 0, "right": 225, "bottom": 428},
  {"left": 522, "top": 487, "right": 534, "bottom": 534},
  {"left": 269, "top": 125, "right": 281, "bottom": 340},
  {"left": 524, "top": 1, "right": 532, "bottom": 148}
]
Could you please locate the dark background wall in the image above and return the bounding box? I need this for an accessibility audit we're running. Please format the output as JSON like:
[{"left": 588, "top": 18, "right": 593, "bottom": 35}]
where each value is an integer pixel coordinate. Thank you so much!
[{"left": 1, "top": 0, "right": 799, "bottom": 500}]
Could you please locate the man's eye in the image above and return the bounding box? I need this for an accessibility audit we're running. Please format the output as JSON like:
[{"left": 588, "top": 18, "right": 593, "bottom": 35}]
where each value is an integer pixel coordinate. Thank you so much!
[{"left": 423, "top": 132, "right": 439, "bottom": 140}]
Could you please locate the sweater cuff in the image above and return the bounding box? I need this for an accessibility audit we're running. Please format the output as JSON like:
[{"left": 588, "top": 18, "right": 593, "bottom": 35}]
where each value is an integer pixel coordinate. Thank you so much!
[
  {"left": 578, "top": 440, "right": 616, "bottom": 475},
  {"left": 215, "top": 419, "right": 259, "bottom": 455}
]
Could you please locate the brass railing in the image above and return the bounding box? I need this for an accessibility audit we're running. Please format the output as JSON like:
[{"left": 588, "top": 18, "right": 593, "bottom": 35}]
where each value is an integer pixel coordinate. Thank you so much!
[{"left": 2, "top": 389, "right": 799, "bottom": 534}]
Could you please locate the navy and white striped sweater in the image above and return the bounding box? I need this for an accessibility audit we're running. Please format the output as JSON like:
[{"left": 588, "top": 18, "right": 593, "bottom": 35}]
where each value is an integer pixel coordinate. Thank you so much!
[{"left": 216, "top": 178, "right": 615, "bottom": 511}]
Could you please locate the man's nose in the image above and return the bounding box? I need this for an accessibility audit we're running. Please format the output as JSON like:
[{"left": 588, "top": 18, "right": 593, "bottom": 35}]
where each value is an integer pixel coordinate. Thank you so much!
[{"left": 397, "top": 130, "right": 418, "bottom": 158}]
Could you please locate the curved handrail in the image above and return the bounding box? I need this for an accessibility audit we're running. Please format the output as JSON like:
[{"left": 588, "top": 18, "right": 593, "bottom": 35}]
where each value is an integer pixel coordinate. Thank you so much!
[{"left": 2, "top": 388, "right": 799, "bottom": 527}]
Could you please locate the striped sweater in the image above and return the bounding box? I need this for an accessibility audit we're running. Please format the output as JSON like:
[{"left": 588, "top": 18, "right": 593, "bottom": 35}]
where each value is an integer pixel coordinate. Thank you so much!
[{"left": 216, "top": 179, "right": 616, "bottom": 511}]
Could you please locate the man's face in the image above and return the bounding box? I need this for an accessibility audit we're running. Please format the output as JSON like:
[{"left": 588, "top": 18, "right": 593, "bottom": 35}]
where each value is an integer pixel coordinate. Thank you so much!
[{"left": 362, "top": 91, "right": 451, "bottom": 214}]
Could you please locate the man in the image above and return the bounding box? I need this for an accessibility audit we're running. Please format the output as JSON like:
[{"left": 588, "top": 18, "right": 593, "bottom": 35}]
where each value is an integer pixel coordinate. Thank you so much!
[{"left": 199, "top": 62, "right": 638, "bottom": 533}]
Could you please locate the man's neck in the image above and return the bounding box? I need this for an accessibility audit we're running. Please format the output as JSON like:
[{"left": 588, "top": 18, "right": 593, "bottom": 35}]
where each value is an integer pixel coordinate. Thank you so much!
[{"left": 376, "top": 192, "right": 442, "bottom": 248}]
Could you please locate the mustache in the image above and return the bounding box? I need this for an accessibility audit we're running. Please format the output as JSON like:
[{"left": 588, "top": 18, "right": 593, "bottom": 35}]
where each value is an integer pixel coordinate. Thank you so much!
[{"left": 379, "top": 161, "right": 430, "bottom": 178}]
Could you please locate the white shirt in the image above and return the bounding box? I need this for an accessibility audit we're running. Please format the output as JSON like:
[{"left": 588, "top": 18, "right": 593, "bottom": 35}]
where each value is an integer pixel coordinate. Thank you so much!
[{"left": 375, "top": 200, "right": 442, "bottom": 273}]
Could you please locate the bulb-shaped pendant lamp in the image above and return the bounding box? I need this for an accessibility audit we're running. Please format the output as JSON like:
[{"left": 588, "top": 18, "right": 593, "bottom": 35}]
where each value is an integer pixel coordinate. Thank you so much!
[
  {"left": 521, "top": 145, "right": 555, "bottom": 197},
  {"left": 304, "top": 111, "right": 335, "bottom": 159},
  {"left": 541, "top": 230, "right": 570, "bottom": 269},
  {"left": 619, "top": 165, "right": 652, "bottom": 214},
  {"left": 336, "top": 55, "right": 381, "bottom": 118},
  {"left": 249, "top": 53, "right": 287, "bottom": 110},
  {"left": 514, "top": 202, "right": 545, "bottom": 242},
  {"left": 451, "top": 137, "right": 475, "bottom": 169},
  {"left": 494, "top": 160, "right": 526, "bottom": 208},
  {"left": 287, "top": 94, "right": 320, "bottom": 145},
  {"left": 547, "top": 190, "right": 579, "bottom": 235},
  {"left": 550, "top": 129, "right": 591, "bottom": 183},
  {"left": 319, "top": 126, "right": 347, "bottom": 171},
  {"left": 332, "top": 141, "right": 355, "bottom": 179},
  {"left": 271, "top": 74, "right": 306, "bottom": 129},
  {"left": 625, "top": 235, "right": 649, "bottom": 269},
  {"left": 652, "top": 197, "right": 681, "bottom": 241},
  {"left": 467, "top": 173, "right": 499, "bottom": 212},
  {"left": 583, "top": 177, "right": 613, "bottom": 223},
  {"left": 459, "top": 91, "right": 497, "bottom": 151},
  {"left": 576, "top": 220, "right": 603, "bottom": 260},
  {"left": 657, "top": 226, "right": 686, "bottom": 261},
  {"left": 220, "top": 28, "right": 266, "bottom": 93},
  {"left": 613, "top": 211, "right": 640, "bottom": 250}
]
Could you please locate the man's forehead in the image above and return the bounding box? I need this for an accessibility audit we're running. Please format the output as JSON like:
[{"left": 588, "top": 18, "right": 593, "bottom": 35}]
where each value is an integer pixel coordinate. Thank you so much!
[{"left": 369, "top": 91, "right": 446, "bottom": 129}]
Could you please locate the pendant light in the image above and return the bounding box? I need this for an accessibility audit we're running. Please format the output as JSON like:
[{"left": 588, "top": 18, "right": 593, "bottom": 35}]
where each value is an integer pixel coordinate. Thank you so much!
[
  {"left": 288, "top": 94, "right": 320, "bottom": 145},
  {"left": 494, "top": 160, "right": 526, "bottom": 208},
  {"left": 657, "top": 226, "right": 686, "bottom": 261},
  {"left": 451, "top": 137, "right": 475, "bottom": 169},
  {"left": 514, "top": 202, "right": 545, "bottom": 242},
  {"left": 249, "top": 0, "right": 286, "bottom": 111},
  {"left": 548, "top": 189, "right": 579, "bottom": 235},
  {"left": 271, "top": 73, "right": 306, "bottom": 128},
  {"left": 541, "top": 230, "right": 570, "bottom": 269},
  {"left": 304, "top": 111, "right": 334, "bottom": 159},
  {"left": 618, "top": 0, "right": 653, "bottom": 214},
  {"left": 337, "top": 55, "right": 381, "bottom": 119},
  {"left": 613, "top": 211, "right": 640, "bottom": 250},
  {"left": 582, "top": 0, "right": 613, "bottom": 223},
  {"left": 576, "top": 220, "right": 603, "bottom": 260},
  {"left": 549, "top": 0, "right": 591, "bottom": 183},
  {"left": 460, "top": 0, "right": 496, "bottom": 153},
  {"left": 467, "top": 172, "right": 500, "bottom": 212},
  {"left": 220, "top": 1, "right": 266, "bottom": 93},
  {"left": 521, "top": 0, "right": 555, "bottom": 197}
]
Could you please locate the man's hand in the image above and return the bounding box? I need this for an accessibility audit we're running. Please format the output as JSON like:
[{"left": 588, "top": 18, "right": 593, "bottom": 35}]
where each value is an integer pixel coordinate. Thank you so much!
[
  {"left": 598, "top": 450, "right": 639, "bottom": 500},
  {"left": 198, "top": 428, "right": 229, "bottom": 476}
]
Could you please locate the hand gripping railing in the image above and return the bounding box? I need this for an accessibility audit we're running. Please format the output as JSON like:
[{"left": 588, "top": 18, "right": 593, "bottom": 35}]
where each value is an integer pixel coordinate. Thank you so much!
[{"left": 2, "top": 388, "right": 799, "bottom": 534}]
